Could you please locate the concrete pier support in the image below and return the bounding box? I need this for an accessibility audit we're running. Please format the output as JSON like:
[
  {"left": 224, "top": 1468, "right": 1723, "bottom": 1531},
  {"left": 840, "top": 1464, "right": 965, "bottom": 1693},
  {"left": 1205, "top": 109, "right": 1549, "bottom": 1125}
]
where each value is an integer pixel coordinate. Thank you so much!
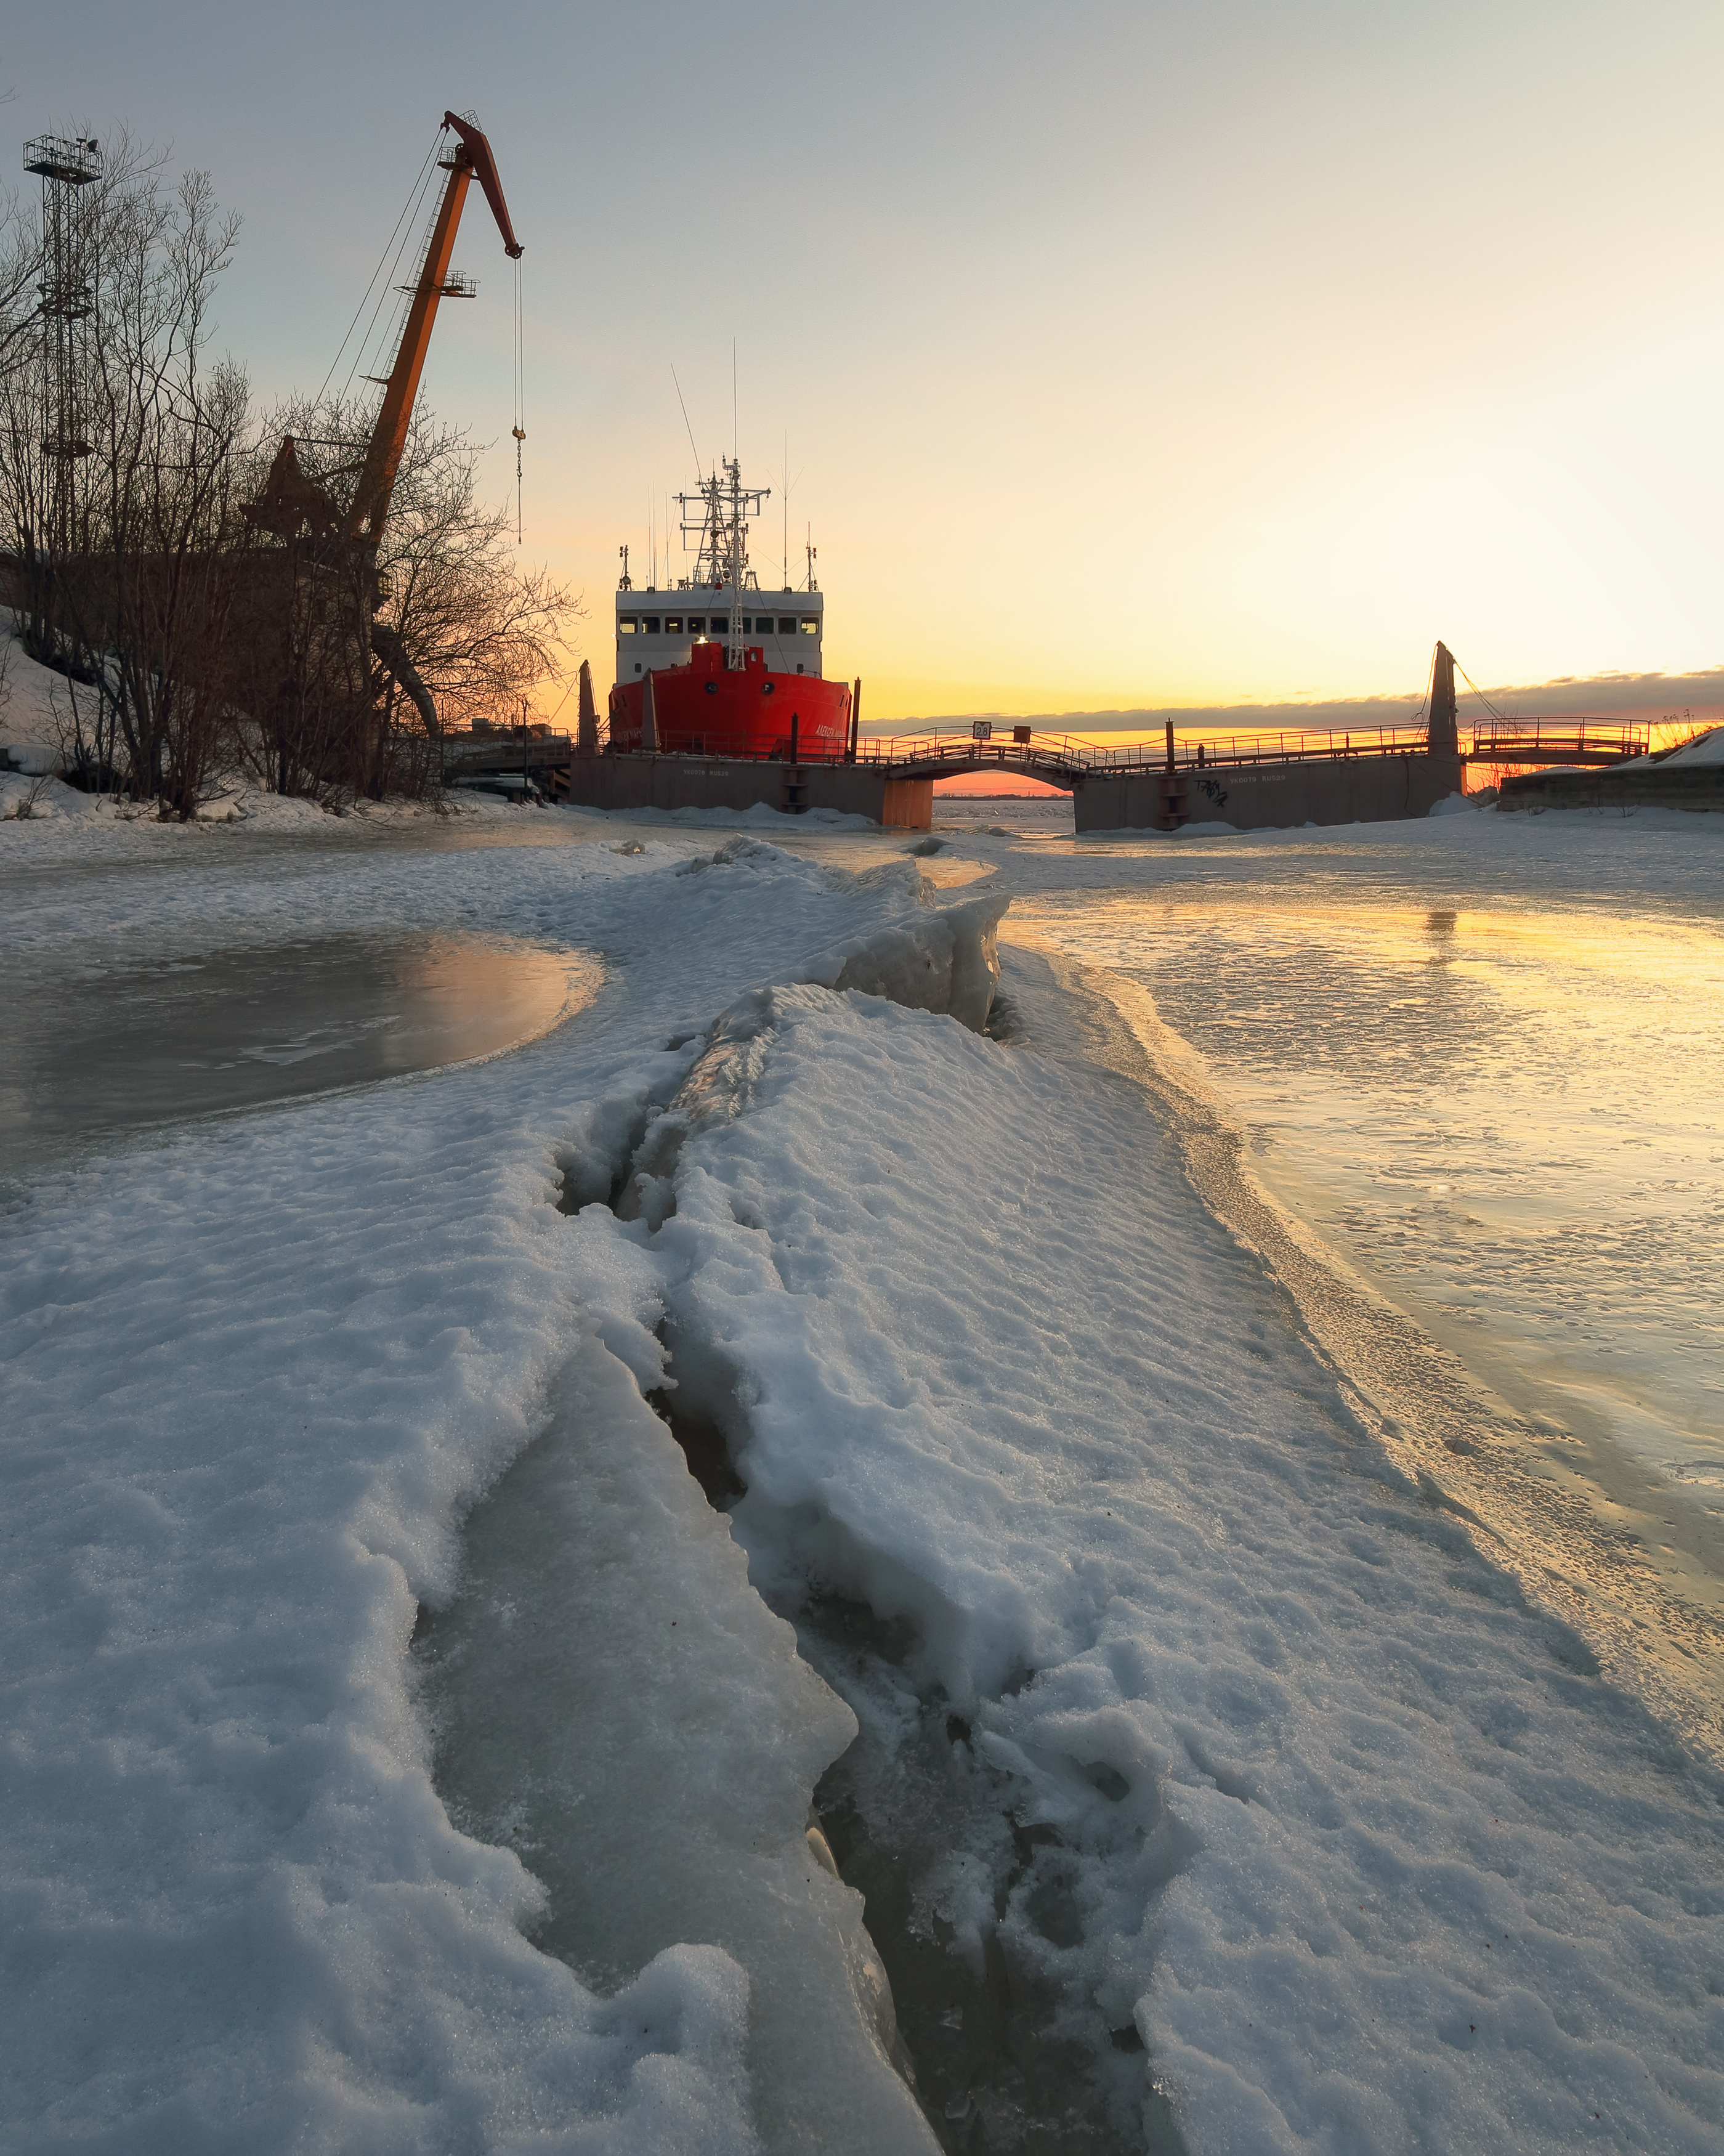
[
  {"left": 880, "top": 777, "right": 934, "bottom": 829},
  {"left": 560, "top": 753, "right": 936, "bottom": 829},
  {"left": 1073, "top": 752, "right": 1463, "bottom": 834}
]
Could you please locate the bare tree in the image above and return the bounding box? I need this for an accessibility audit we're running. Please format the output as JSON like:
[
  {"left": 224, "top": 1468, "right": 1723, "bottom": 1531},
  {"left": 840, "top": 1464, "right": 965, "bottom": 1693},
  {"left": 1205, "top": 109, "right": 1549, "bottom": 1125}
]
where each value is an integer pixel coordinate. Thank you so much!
[
  {"left": 375, "top": 414, "right": 576, "bottom": 737},
  {"left": 0, "top": 132, "right": 170, "bottom": 669},
  {"left": 3, "top": 124, "right": 573, "bottom": 813},
  {"left": 0, "top": 133, "right": 248, "bottom": 815},
  {"left": 0, "top": 163, "right": 58, "bottom": 650},
  {"left": 237, "top": 399, "right": 578, "bottom": 800},
  {"left": 86, "top": 166, "right": 246, "bottom": 814},
  {"left": 0, "top": 169, "right": 46, "bottom": 381}
]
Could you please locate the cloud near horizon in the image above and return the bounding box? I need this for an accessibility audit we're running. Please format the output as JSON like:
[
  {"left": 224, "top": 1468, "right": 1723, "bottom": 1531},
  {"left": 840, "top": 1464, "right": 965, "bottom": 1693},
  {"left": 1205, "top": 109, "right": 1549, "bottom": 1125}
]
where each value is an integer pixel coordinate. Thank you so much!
[{"left": 883, "top": 667, "right": 1724, "bottom": 739}]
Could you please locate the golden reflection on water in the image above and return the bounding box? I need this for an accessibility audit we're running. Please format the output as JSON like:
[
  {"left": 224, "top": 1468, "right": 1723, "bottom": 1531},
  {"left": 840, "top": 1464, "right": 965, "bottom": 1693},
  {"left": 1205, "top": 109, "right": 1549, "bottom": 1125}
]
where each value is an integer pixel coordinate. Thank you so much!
[
  {"left": 1, "top": 935, "right": 604, "bottom": 1173},
  {"left": 382, "top": 938, "right": 601, "bottom": 1073}
]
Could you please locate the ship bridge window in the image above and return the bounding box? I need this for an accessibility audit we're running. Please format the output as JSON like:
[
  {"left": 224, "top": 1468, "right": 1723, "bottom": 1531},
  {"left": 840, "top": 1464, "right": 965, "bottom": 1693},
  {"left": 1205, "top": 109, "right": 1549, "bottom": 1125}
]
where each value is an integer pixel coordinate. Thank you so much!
[
  {"left": 618, "top": 617, "right": 637, "bottom": 633},
  {"left": 799, "top": 617, "right": 819, "bottom": 634},
  {"left": 665, "top": 615, "right": 682, "bottom": 633},
  {"left": 777, "top": 617, "right": 796, "bottom": 634},
  {"left": 642, "top": 615, "right": 660, "bottom": 634},
  {"left": 686, "top": 616, "right": 705, "bottom": 632}
]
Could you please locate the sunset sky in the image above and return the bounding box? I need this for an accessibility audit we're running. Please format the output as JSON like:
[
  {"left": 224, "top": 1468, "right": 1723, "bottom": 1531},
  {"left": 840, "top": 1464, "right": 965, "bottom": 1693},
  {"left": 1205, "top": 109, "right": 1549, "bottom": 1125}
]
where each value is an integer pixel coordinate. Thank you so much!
[{"left": 6, "top": 1, "right": 1720, "bottom": 724}]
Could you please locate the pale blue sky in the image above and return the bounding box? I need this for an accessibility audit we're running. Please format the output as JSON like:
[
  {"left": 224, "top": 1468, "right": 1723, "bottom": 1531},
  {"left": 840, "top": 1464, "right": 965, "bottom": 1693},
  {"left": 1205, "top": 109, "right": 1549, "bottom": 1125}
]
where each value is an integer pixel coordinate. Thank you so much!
[{"left": 6, "top": 2, "right": 1720, "bottom": 719}]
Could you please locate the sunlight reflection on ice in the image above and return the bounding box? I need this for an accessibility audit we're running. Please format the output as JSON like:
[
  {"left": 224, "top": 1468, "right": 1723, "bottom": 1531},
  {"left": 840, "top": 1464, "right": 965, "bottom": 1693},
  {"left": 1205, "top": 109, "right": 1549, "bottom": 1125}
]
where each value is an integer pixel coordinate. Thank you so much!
[
  {"left": 1010, "top": 873, "right": 1724, "bottom": 1751},
  {"left": 1023, "top": 893, "right": 1724, "bottom": 1499}
]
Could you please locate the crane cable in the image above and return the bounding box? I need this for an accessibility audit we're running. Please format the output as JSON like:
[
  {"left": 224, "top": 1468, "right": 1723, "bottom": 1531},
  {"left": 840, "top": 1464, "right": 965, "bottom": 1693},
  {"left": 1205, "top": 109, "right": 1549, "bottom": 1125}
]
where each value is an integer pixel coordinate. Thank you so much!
[
  {"left": 512, "top": 256, "right": 525, "bottom": 543},
  {"left": 314, "top": 125, "right": 445, "bottom": 418},
  {"left": 1452, "top": 652, "right": 1508, "bottom": 724}
]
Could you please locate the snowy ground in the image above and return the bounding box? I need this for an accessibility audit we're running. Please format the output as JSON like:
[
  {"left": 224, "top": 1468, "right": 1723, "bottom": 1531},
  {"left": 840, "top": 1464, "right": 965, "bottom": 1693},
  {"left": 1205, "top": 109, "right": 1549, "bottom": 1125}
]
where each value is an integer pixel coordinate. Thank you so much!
[
  {"left": 0, "top": 618, "right": 79, "bottom": 779},
  {"left": 4, "top": 797, "right": 1723, "bottom": 2155}
]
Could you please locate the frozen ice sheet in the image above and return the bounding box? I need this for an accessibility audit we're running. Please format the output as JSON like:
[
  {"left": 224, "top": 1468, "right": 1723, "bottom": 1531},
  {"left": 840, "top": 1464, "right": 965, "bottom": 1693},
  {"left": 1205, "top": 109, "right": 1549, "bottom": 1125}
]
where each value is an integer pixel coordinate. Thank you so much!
[
  {"left": 9, "top": 794, "right": 1724, "bottom": 2155},
  {"left": 1, "top": 829, "right": 943, "bottom": 2150},
  {"left": 1014, "top": 893, "right": 1724, "bottom": 1501},
  {"left": 998, "top": 810, "right": 1724, "bottom": 1754}
]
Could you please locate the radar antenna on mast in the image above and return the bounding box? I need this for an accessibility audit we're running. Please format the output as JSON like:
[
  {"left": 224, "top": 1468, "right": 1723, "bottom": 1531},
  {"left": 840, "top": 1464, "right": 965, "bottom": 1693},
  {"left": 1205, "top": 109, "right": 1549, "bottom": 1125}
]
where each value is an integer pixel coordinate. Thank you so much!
[{"left": 676, "top": 460, "right": 769, "bottom": 670}]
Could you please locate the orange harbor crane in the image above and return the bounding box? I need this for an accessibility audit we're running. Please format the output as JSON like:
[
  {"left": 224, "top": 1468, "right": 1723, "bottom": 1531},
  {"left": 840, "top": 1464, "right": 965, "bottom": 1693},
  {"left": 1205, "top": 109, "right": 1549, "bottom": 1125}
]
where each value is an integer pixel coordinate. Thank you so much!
[
  {"left": 244, "top": 111, "right": 524, "bottom": 734},
  {"left": 344, "top": 111, "right": 522, "bottom": 549},
  {"left": 249, "top": 109, "right": 522, "bottom": 554}
]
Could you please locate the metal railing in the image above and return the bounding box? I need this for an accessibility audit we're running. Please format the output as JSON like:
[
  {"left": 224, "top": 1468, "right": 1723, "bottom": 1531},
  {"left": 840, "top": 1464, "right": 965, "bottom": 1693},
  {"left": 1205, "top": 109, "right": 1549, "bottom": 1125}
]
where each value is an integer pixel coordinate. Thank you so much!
[
  {"left": 441, "top": 725, "right": 575, "bottom": 755},
  {"left": 852, "top": 724, "right": 1436, "bottom": 777},
  {"left": 435, "top": 713, "right": 1652, "bottom": 777},
  {"left": 574, "top": 729, "right": 853, "bottom": 764},
  {"left": 1465, "top": 716, "right": 1648, "bottom": 764}
]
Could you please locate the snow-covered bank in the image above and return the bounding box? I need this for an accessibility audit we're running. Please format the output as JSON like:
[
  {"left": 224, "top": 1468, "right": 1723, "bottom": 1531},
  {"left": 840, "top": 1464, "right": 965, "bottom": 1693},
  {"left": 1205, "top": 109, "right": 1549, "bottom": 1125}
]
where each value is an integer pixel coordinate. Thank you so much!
[
  {"left": 1, "top": 833, "right": 953, "bottom": 2152},
  {"left": 0, "top": 764, "right": 527, "bottom": 846},
  {"left": 580, "top": 949, "right": 1724, "bottom": 2152},
  {"left": 6, "top": 808, "right": 1724, "bottom": 2154}
]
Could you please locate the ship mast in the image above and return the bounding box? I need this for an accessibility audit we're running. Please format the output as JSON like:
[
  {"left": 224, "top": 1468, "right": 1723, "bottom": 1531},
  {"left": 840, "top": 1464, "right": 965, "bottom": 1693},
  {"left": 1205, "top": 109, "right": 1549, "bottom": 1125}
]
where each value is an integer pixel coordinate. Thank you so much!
[
  {"left": 677, "top": 458, "right": 768, "bottom": 671},
  {"left": 724, "top": 460, "right": 748, "bottom": 670}
]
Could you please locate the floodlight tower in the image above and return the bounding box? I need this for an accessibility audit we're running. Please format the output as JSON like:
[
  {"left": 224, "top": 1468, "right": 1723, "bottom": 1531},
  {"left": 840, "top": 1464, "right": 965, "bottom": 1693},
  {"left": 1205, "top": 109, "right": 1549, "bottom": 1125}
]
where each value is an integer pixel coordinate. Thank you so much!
[{"left": 23, "top": 134, "right": 102, "bottom": 557}]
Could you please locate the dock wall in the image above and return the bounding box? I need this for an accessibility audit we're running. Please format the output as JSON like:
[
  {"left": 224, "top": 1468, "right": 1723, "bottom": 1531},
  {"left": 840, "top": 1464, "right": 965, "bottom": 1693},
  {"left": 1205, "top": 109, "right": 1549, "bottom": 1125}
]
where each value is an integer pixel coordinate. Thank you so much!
[
  {"left": 1499, "top": 766, "right": 1724, "bottom": 814},
  {"left": 551, "top": 747, "right": 1474, "bottom": 836},
  {"left": 1073, "top": 752, "right": 1463, "bottom": 835},
  {"left": 558, "top": 755, "right": 935, "bottom": 829}
]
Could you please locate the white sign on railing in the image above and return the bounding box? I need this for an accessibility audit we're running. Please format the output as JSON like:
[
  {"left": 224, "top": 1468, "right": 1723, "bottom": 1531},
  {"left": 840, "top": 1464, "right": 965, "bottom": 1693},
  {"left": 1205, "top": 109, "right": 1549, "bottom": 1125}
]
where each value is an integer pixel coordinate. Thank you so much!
[{"left": 972, "top": 721, "right": 993, "bottom": 742}]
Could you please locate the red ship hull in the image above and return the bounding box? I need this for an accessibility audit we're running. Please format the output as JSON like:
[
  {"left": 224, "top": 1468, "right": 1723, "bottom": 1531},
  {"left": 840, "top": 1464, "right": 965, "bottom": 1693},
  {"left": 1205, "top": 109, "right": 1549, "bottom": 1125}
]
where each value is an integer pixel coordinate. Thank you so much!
[{"left": 608, "top": 638, "right": 852, "bottom": 759}]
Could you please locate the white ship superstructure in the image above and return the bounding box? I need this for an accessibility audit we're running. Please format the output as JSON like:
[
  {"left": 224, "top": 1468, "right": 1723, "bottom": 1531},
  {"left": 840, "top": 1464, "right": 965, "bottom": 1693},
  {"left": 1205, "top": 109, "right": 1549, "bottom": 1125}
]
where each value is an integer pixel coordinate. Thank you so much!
[{"left": 615, "top": 457, "right": 824, "bottom": 691}]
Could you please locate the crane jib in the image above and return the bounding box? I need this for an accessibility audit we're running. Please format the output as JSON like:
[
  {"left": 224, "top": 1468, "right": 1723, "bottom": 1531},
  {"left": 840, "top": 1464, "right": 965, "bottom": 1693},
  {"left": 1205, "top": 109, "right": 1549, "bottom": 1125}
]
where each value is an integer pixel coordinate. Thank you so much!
[{"left": 346, "top": 111, "right": 524, "bottom": 549}]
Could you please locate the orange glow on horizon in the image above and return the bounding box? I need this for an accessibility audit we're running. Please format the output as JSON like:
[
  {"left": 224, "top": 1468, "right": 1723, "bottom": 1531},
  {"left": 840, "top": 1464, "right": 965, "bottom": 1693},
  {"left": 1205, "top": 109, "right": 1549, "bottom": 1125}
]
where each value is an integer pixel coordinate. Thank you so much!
[{"left": 934, "top": 772, "right": 1067, "bottom": 798}]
